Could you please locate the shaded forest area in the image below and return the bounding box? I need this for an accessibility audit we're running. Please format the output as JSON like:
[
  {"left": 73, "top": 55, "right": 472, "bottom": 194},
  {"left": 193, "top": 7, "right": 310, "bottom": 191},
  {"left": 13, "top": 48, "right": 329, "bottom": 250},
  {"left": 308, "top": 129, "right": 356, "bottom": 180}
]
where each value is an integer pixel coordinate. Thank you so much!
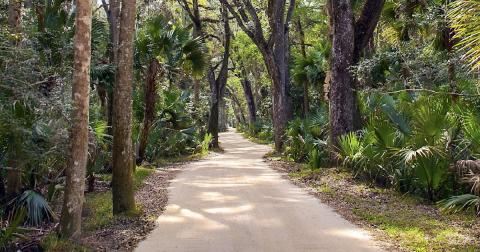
[{"left": 1, "top": 0, "right": 480, "bottom": 251}]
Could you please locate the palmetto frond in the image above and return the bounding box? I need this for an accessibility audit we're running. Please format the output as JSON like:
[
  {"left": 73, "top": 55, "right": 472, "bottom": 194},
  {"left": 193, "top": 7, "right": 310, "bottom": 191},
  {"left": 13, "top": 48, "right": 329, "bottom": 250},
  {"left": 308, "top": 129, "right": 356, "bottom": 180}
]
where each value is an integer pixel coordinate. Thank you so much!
[{"left": 448, "top": 0, "right": 480, "bottom": 70}]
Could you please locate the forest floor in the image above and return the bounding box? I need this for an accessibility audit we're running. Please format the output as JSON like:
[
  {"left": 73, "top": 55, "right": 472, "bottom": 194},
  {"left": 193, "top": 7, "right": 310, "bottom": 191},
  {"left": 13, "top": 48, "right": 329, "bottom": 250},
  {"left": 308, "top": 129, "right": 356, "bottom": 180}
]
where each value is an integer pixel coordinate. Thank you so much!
[
  {"left": 135, "top": 130, "right": 384, "bottom": 252},
  {"left": 40, "top": 163, "right": 188, "bottom": 251},
  {"left": 268, "top": 159, "right": 480, "bottom": 251}
]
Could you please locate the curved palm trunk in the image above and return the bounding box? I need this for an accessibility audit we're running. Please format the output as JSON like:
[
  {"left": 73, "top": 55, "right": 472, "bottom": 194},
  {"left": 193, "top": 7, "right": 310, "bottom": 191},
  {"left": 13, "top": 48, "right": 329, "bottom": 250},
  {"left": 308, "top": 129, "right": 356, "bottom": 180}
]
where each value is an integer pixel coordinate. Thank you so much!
[
  {"left": 112, "top": 0, "right": 136, "bottom": 215},
  {"left": 59, "top": 0, "right": 92, "bottom": 238},
  {"left": 137, "top": 59, "right": 160, "bottom": 164}
]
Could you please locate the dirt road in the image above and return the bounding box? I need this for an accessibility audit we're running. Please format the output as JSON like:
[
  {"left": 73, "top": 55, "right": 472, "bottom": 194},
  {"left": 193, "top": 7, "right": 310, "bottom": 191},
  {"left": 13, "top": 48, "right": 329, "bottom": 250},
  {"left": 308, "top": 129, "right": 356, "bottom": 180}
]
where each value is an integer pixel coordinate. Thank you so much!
[{"left": 135, "top": 130, "right": 385, "bottom": 252}]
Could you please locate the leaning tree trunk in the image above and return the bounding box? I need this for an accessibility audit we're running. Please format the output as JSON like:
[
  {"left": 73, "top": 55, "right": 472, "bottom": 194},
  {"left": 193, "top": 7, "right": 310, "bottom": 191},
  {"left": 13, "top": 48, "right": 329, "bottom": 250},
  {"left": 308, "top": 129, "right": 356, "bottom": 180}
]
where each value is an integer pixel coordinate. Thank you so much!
[
  {"left": 329, "top": 0, "right": 355, "bottom": 148},
  {"left": 137, "top": 59, "right": 159, "bottom": 165},
  {"left": 59, "top": 0, "right": 92, "bottom": 239},
  {"left": 112, "top": 0, "right": 136, "bottom": 215}
]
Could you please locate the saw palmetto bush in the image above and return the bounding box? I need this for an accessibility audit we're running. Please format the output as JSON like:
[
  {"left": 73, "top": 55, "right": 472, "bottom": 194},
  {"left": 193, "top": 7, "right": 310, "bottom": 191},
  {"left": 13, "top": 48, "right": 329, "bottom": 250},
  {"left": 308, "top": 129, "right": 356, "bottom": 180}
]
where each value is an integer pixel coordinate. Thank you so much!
[{"left": 338, "top": 93, "right": 465, "bottom": 199}]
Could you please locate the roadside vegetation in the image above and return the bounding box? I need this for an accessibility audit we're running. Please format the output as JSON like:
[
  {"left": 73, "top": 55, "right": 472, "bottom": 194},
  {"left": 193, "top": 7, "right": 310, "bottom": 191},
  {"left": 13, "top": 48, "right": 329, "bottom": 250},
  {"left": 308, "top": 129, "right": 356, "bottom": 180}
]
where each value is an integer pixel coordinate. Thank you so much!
[{"left": 2, "top": 0, "right": 480, "bottom": 250}]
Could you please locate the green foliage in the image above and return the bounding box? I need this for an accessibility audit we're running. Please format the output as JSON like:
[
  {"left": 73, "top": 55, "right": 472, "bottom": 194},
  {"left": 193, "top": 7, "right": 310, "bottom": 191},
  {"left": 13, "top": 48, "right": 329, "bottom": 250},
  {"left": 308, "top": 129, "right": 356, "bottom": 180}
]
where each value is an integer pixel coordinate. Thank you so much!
[
  {"left": 7, "top": 190, "right": 55, "bottom": 227},
  {"left": 143, "top": 89, "right": 201, "bottom": 160},
  {"left": 439, "top": 194, "right": 480, "bottom": 215},
  {"left": 201, "top": 133, "right": 213, "bottom": 154},
  {"left": 0, "top": 209, "right": 27, "bottom": 250},
  {"left": 449, "top": 0, "right": 480, "bottom": 71},
  {"left": 136, "top": 15, "right": 206, "bottom": 78}
]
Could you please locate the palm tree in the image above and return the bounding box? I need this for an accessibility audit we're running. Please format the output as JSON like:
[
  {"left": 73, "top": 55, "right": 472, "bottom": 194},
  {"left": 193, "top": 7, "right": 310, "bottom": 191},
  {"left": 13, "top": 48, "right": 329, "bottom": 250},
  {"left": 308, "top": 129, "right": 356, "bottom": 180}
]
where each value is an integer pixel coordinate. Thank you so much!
[
  {"left": 292, "top": 49, "right": 327, "bottom": 117},
  {"left": 135, "top": 16, "right": 205, "bottom": 164}
]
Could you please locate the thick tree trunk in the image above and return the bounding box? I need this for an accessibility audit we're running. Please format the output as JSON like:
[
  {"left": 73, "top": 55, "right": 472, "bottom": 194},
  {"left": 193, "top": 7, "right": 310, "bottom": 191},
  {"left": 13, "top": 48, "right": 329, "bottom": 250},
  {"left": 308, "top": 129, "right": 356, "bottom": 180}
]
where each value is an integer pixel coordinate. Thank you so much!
[
  {"left": 265, "top": 55, "right": 292, "bottom": 152},
  {"left": 329, "top": 0, "right": 355, "bottom": 148},
  {"left": 207, "top": 68, "right": 220, "bottom": 147},
  {"left": 137, "top": 59, "right": 159, "bottom": 165},
  {"left": 112, "top": 0, "right": 136, "bottom": 215},
  {"left": 59, "top": 0, "right": 92, "bottom": 239},
  {"left": 329, "top": 0, "right": 385, "bottom": 147}
]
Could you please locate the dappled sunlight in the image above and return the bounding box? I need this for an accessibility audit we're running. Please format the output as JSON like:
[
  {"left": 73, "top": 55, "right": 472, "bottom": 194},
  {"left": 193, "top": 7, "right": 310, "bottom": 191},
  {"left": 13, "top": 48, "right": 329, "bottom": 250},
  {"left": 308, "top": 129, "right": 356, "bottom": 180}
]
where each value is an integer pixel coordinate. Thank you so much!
[
  {"left": 156, "top": 204, "right": 229, "bottom": 231},
  {"left": 203, "top": 204, "right": 254, "bottom": 214},
  {"left": 137, "top": 131, "right": 384, "bottom": 251},
  {"left": 198, "top": 191, "right": 239, "bottom": 202},
  {"left": 263, "top": 195, "right": 301, "bottom": 203},
  {"left": 325, "top": 228, "right": 374, "bottom": 241}
]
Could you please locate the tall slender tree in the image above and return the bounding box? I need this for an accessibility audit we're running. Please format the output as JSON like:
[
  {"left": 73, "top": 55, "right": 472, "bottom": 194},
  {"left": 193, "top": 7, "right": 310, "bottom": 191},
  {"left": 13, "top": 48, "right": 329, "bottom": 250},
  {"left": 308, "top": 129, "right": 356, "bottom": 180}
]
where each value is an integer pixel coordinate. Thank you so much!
[
  {"left": 59, "top": 0, "right": 92, "bottom": 238},
  {"left": 102, "top": 0, "right": 121, "bottom": 133},
  {"left": 6, "top": 0, "right": 22, "bottom": 199},
  {"left": 219, "top": 0, "right": 295, "bottom": 152},
  {"left": 207, "top": 4, "right": 231, "bottom": 147},
  {"left": 112, "top": 0, "right": 137, "bottom": 214},
  {"left": 176, "top": 0, "right": 230, "bottom": 148}
]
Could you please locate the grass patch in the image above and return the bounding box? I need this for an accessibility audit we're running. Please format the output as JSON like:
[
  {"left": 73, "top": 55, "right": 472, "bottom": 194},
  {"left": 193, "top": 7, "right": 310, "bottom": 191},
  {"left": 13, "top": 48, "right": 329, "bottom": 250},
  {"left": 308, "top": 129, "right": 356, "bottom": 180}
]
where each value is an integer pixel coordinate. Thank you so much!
[
  {"left": 83, "top": 166, "right": 154, "bottom": 231},
  {"left": 155, "top": 153, "right": 206, "bottom": 166},
  {"left": 290, "top": 167, "right": 480, "bottom": 252},
  {"left": 41, "top": 233, "right": 91, "bottom": 252}
]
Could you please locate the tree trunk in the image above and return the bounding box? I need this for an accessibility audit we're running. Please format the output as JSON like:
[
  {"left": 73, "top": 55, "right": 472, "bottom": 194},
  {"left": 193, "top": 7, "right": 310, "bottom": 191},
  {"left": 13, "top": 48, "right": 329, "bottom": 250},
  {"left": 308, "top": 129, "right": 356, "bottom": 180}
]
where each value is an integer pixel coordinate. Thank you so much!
[
  {"left": 241, "top": 78, "right": 256, "bottom": 125},
  {"left": 59, "top": 0, "right": 92, "bottom": 239},
  {"left": 102, "top": 0, "right": 120, "bottom": 135},
  {"left": 207, "top": 68, "right": 220, "bottom": 147},
  {"left": 265, "top": 53, "right": 292, "bottom": 153},
  {"left": 218, "top": 96, "right": 228, "bottom": 132},
  {"left": 228, "top": 88, "right": 247, "bottom": 124},
  {"left": 329, "top": 0, "right": 385, "bottom": 147},
  {"left": 207, "top": 4, "right": 230, "bottom": 148},
  {"left": 8, "top": 0, "right": 21, "bottom": 39},
  {"left": 193, "top": 78, "right": 200, "bottom": 106},
  {"left": 6, "top": 0, "right": 22, "bottom": 200},
  {"left": 137, "top": 59, "right": 159, "bottom": 164},
  {"left": 296, "top": 17, "right": 309, "bottom": 117},
  {"left": 329, "top": 0, "right": 355, "bottom": 148},
  {"left": 112, "top": 0, "right": 136, "bottom": 215},
  {"left": 0, "top": 169, "right": 5, "bottom": 201},
  {"left": 6, "top": 159, "right": 21, "bottom": 199}
]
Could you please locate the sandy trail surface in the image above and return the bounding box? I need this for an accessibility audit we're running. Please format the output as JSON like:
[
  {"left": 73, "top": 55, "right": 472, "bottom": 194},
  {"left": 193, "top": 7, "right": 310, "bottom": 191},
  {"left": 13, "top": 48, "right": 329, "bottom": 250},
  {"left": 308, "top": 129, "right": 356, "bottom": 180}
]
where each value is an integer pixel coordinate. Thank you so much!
[{"left": 135, "top": 130, "right": 385, "bottom": 252}]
